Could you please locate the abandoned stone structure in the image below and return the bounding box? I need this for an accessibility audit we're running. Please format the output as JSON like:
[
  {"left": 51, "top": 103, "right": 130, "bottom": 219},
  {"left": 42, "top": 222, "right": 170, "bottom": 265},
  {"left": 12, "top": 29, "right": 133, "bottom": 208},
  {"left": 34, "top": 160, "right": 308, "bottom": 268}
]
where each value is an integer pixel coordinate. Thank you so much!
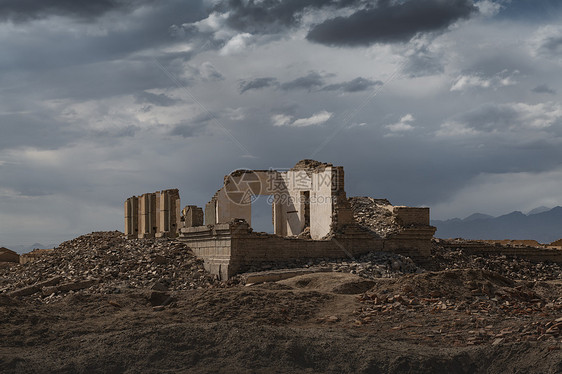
[
  {"left": 125, "top": 160, "right": 436, "bottom": 279},
  {"left": 124, "top": 189, "right": 181, "bottom": 239}
]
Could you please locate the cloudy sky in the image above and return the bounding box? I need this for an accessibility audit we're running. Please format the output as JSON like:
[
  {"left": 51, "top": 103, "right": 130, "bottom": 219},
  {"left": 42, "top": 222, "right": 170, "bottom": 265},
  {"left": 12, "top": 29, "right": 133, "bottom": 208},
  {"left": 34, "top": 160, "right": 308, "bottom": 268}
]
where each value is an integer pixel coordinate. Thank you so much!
[{"left": 1, "top": 0, "right": 562, "bottom": 248}]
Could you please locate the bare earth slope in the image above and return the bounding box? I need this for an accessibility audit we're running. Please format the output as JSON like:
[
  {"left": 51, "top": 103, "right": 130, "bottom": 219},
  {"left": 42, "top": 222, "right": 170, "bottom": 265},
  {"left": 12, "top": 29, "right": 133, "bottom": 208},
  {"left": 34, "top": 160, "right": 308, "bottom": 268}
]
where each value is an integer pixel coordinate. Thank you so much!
[{"left": 1, "top": 233, "right": 562, "bottom": 373}]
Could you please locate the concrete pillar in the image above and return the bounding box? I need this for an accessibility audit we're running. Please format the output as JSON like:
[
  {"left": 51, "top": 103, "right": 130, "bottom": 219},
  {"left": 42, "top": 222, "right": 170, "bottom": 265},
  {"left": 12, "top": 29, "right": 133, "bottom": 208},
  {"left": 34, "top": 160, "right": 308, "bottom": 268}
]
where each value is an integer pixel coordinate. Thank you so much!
[
  {"left": 159, "top": 191, "right": 170, "bottom": 233},
  {"left": 139, "top": 193, "right": 156, "bottom": 238},
  {"left": 273, "top": 200, "right": 286, "bottom": 236},
  {"left": 124, "top": 197, "right": 139, "bottom": 239},
  {"left": 169, "top": 189, "right": 181, "bottom": 237},
  {"left": 124, "top": 199, "right": 132, "bottom": 237}
]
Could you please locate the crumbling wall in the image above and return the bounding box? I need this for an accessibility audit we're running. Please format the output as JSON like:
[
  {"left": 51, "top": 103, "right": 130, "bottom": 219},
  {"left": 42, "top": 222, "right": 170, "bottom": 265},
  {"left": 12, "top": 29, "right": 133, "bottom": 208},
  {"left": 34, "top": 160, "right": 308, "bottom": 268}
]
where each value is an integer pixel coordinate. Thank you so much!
[
  {"left": 182, "top": 205, "right": 204, "bottom": 228},
  {"left": 179, "top": 218, "right": 436, "bottom": 279},
  {"left": 205, "top": 161, "right": 351, "bottom": 240},
  {"left": 180, "top": 220, "right": 384, "bottom": 279},
  {"left": 124, "top": 189, "right": 181, "bottom": 239}
]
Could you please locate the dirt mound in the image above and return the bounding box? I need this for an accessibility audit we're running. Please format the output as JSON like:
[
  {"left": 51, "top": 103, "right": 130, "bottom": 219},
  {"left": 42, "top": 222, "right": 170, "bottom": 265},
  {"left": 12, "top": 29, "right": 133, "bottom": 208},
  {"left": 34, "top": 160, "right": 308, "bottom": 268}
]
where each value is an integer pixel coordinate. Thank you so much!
[
  {"left": 279, "top": 273, "right": 376, "bottom": 294},
  {"left": 349, "top": 196, "right": 402, "bottom": 238},
  {"left": 367, "top": 269, "right": 516, "bottom": 301},
  {"left": 0, "top": 231, "right": 221, "bottom": 302},
  {"left": 0, "top": 247, "right": 19, "bottom": 263}
]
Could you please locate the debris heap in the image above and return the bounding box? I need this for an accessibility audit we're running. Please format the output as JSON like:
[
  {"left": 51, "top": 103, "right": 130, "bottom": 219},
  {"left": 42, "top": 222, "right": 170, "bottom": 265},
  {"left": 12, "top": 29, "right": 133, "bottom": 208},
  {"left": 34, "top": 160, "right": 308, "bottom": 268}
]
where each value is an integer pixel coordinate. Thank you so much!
[
  {"left": 430, "top": 239, "right": 562, "bottom": 281},
  {"left": 349, "top": 196, "right": 402, "bottom": 238},
  {"left": 356, "top": 268, "right": 562, "bottom": 345},
  {"left": 0, "top": 231, "right": 220, "bottom": 303}
]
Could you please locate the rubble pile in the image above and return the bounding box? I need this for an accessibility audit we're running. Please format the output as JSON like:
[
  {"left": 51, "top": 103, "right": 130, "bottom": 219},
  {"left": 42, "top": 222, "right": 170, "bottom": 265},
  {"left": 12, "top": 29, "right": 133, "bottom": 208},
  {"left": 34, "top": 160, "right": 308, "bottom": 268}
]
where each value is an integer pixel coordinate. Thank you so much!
[
  {"left": 240, "top": 251, "right": 420, "bottom": 281},
  {"left": 431, "top": 239, "right": 562, "bottom": 281},
  {"left": 349, "top": 197, "right": 402, "bottom": 238},
  {"left": 355, "top": 269, "right": 562, "bottom": 345},
  {"left": 0, "top": 231, "right": 220, "bottom": 302}
]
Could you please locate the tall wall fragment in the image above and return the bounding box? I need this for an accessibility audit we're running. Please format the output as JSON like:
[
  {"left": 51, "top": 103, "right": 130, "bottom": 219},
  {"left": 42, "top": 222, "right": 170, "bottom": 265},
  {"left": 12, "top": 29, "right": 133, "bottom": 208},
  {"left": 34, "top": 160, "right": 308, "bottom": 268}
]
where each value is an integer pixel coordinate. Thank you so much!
[{"left": 124, "top": 189, "right": 181, "bottom": 239}]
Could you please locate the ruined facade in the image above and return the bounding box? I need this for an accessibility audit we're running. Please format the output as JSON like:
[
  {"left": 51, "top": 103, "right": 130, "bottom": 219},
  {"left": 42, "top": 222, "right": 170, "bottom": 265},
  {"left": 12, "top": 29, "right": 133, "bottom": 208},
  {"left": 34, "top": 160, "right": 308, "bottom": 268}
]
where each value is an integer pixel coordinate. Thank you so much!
[
  {"left": 124, "top": 189, "right": 181, "bottom": 239},
  {"left": 203, "top": 160, "right": 352, "bottom": 239},
  {"left": 125, "top": 161, "right": 436, "bottom": 279}
]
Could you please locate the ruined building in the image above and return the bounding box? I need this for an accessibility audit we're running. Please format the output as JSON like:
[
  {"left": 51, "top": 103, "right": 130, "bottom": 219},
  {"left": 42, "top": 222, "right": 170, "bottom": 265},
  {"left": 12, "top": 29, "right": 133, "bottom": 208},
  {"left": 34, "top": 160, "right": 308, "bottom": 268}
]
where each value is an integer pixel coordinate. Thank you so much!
[{"left": 125, "top": 160, "right": 436, "bottom": 279}]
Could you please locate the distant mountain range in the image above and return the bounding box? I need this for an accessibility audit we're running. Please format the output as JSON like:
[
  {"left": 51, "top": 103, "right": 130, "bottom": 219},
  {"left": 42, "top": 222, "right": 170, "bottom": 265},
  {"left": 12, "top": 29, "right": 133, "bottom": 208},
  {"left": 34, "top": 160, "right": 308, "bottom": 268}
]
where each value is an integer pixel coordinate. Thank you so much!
[
  {"left": 432, "top": 206, "right": 562, "bottom": 244},
  {"left": 2, "top": 243, "right": 55, "bottom": 254}
]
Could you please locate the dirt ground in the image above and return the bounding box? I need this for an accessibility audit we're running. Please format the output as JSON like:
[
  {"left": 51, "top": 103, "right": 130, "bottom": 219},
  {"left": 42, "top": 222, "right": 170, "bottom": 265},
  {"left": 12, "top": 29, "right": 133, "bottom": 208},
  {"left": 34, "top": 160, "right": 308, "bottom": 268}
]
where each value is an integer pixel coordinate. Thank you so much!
[{"left": 2, "top": 270, "right": 562, "bottom": 374}]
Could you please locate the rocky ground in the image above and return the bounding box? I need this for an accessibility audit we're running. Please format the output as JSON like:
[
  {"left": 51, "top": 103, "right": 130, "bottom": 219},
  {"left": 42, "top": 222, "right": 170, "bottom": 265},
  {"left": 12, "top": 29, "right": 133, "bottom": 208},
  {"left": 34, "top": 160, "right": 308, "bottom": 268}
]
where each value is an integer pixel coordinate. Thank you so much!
[{"left": 1, "top": 232, "right": 562, "bottom": 373}]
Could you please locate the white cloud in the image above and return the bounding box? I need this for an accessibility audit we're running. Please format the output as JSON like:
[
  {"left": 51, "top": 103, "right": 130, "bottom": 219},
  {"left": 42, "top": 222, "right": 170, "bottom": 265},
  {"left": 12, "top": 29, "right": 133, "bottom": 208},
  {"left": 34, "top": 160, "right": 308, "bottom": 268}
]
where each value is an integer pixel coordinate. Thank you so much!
[
  {"left": 192, "top": 11, "right": 229, "bottom": 34},
  {"left": 272, "top": 111, "right": 333, "bottom": 127},
  {"left": 271, "top": 114, "right": 293, "bottom": 127},
  {"left": 450, "top": 70, "right": 518, "bottom": 91},
  {"left": 346, "top": 122, "right": 368, "bottom": 129},
  {"left": 385, "top": 114, "right": 415, "bottom": 132},
  {"left": 291, "top": 111, "right": 333, "bottom": 127},
  {"left": 220, "top": 33, "right": 255, "bottom": 55},
  {"left": 437, "top": 102, "right": 562, "bottom": 137}
]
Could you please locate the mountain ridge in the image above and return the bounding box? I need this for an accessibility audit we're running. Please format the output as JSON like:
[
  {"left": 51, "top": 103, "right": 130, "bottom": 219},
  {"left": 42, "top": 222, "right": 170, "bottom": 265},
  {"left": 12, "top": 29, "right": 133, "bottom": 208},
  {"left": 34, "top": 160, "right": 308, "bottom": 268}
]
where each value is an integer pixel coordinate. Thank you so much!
[{"left": 432, "top": 206, "right": 562, "bottom": 243}]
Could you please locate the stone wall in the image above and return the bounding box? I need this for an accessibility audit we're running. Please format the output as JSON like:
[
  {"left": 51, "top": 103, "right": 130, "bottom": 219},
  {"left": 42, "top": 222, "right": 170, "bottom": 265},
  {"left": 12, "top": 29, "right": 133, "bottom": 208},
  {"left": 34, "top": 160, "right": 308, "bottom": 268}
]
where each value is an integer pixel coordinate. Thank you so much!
[
  {"left": 125, "top": 189, "right": 181, "bottom": 239},
  {"left": 180, "top": 220, "right": 435, "bottom": 279},
  {"left": 183, "top": 205, "right": 204, "bottom": 228},
  {"left": 393, "top": 207, "right": 430, "bottom": 226}
]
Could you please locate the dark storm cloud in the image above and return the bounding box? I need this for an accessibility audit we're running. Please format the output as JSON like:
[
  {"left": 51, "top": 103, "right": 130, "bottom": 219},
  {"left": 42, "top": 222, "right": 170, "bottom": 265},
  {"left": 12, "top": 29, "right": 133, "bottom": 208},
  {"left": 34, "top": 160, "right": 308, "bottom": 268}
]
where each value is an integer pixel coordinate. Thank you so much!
[
  {"left": 280, "top": 72, "right": 325, "bottom": 91},
  {"left": 0, "top": 0, "right": 156, "bottom": 22},
  {"left": 0, "top": 1, "right": 206, "bottom": 75},
  {"left": 220, "top": 0, "right": 365, "bottom": 34},
  {"left": 239, "top": 77, "right": 279, "bottom": 93},
  {"left": 135, "top": 91, "right": 180, "bottom": 107},
  {"left": 321, "top": 77, "right": 382, "bottom": 92},
  {"left": 532, "top": 84, "right": 557, "bottom": 95},
  {"left": 306, "top": 0, "right": 477, "bottom": 46}
]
